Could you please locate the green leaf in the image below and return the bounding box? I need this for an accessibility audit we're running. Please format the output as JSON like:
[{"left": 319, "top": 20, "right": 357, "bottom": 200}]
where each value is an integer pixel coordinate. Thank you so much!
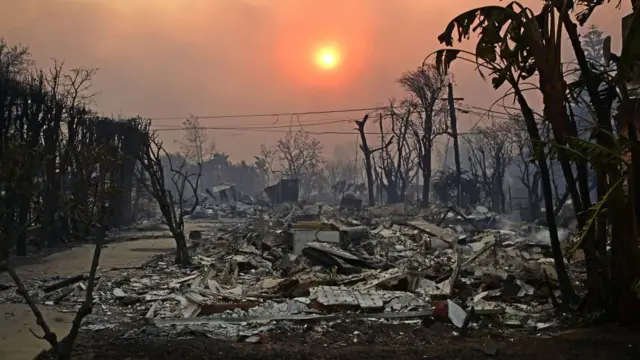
[
  {"left": 548, "top": 133, "right": 630, "bottom": 168},
  {"left": 568, "top": 175, "right": 626, "bottom": 256}
]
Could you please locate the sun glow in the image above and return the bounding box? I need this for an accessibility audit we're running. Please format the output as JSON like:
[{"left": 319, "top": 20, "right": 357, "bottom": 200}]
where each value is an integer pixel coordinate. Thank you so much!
[{"left": 314, "top": 46, "right": 341, "bottom": 70}]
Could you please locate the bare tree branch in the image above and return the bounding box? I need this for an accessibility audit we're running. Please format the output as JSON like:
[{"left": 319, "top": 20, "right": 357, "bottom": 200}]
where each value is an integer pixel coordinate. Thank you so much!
[
  {"left": 271, "top": 128, "right": 324, "bottom": 198},
  {"left": 138, "top": 132, "right": 201, "bottom": 265},
  {"left": 398, "top": 63, "right": 450, "bottom": 207},
  {"left": 464, "top": 121, "right": 517, "bottom": 212}
]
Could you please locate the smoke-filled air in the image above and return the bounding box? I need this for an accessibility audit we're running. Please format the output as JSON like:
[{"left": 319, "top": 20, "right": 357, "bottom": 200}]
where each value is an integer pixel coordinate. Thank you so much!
[{"left": 0, "top": 0, "right": 639, "bottom": 359}]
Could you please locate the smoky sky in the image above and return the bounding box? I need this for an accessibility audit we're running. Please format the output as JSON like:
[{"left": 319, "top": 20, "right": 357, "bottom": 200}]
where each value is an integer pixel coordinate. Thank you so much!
[{"left": 0, "top": 0, "right": 630, "bottom": 160}]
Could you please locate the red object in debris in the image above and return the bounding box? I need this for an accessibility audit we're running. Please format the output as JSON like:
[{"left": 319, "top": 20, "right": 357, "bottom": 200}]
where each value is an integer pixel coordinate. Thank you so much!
[
  {"left": 432, "top": 300, "right": 449, "bottom": 322},
  {"left": 309, "top": 301, "right": 326, "bottom": 311}
]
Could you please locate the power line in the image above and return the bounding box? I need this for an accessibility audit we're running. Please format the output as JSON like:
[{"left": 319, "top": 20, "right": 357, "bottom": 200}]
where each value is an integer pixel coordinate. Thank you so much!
[
  {"left": 149, "top": 107, "right": 384, "bottom": 121},
  {"left": 148, "top": 101, "right": 539, "bottom": 140},
  {"left": 152, "top": 125, "right": 518, "bottom": 137},
  {"left": 148, "top": 103, "right": 529, "bottom": 123},
  {"left": 151, "top": 108, "right": 517, "bottom": 134},
  {"left": 153, "top": 118, "right": 356, "bottom": 130}
]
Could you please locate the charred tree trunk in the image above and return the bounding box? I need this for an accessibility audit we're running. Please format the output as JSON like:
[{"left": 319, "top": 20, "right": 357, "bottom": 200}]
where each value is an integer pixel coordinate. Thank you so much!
[
  {"left": 513, "top": 84, "right": 577, "bottom": 306},
  {"left": 138, "top": 131, "right": 199, "bottom": 267},
  {"left": 421, "top": 167, "right": 432, "bottom": 207},
  {"left": 356, "top": 115, "right": 377, "bottom": 206},
  {"left": 382, "top": 167, "right": 400, "bottom": 204},
  {"left": 543, "top": 102, "right": 580, "bottom": 306},
  {"left": 490, "top": 176, "right": 499, "bottom": 213},
  {"left": 172, "top": 230, "right": 189, "bottom": 265},
  {"left": 527, "top": 173, "right": 542, "bottom": 221},
  {"left": 157, "top": 199, "right": 191, "bottom": 266},
  {"left": 112, "top": 120, "right": 148, "bottom": 227},
  {"left": 421, "top": 145, "right": 432, "bottom": 207}
]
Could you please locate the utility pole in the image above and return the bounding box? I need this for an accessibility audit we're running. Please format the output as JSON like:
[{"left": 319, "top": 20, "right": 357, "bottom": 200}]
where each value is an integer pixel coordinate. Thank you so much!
[
  {"left": 354, "top": 134, "right": 359, "bottom": 184},
  {"left": 447, "top": 83, "right": 464, "bottom": 208}
]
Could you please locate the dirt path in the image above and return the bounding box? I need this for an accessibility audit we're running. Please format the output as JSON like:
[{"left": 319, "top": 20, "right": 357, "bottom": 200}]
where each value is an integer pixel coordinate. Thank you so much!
[{"left": 0, "top": 221, "right": 212, "bottom": 360}]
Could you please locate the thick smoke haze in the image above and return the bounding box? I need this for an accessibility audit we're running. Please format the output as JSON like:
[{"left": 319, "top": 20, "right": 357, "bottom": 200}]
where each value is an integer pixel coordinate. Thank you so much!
[{"left": 0, "top": 0, "right": 629, "bottom": 160}]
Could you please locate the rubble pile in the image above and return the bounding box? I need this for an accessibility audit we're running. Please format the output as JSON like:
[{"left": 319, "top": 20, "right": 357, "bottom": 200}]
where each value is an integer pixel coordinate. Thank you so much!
[{"left": 0, "top": 204, "right": 580, "bottom": 338}]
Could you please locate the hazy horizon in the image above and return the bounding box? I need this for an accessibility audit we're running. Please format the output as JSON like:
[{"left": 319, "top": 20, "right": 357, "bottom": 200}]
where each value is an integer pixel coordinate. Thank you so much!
[{"left": 0, "top": 0, "right": 631, "bottom": 161}]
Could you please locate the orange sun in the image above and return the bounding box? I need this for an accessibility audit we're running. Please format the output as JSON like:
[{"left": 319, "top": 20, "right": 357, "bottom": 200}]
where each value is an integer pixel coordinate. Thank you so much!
[{"left": 314, "top": 46, "right": 341, "bottom": 70}]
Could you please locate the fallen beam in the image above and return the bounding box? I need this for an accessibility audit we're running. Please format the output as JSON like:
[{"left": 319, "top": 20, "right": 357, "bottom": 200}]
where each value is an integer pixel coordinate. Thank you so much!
[{"left": 42, "top": 274, "right": 86, "bottom": 293}]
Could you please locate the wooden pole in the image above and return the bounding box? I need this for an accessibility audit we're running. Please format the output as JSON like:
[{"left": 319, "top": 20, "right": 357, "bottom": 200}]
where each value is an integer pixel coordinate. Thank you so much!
[{"left": 447, "top": 83, "right": 463, "bottom": 208}]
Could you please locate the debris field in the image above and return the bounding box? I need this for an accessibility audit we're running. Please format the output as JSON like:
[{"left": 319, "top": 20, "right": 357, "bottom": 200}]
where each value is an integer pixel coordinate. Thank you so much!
[{"left": 0, "top": 202, "right": 586, "bottom": 346}]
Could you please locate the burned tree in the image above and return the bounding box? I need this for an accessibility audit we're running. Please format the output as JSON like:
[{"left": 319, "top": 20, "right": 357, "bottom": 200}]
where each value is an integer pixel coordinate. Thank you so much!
[
  {"left": 271, "top": 128, "right": 324, "bottom": 198},
  {"left": 377, "top": 101, "right": 417, "bottom": 204},
  {"left": 2, "top": 140, "right": 119, "bottom": 360},
  {"left": 322, "top": 157, "right": 356, "bottom": 200},
  {"left": 255, "top": 145, "right": 277, "bottom": 186},
  {"left": 0, "top": 42, "right": 40, "bottom": 256},
  {"left": 432, "top": 168, "right": 481, "bottom": 207},
  {"left": 355, "top": 114, "right": 390, "bottom": 206},
  {"left": 178, "top": 115, "right": 214, "bottom": 164},
  {"left": 431, "top": 0, "right": 640, "bottom": 310},
  {"left": 107, "top": 119, "right": 152, "bottom": 227},
  {"left": 38, "top": 61, "right": 97, "bottom": 246},
  {"left": 138, "top": 131, "right": 202, "bottom": 265},
  {"left": 0, "top": 38, "right": 144, "bottom": 359},
  {"left": 510, "top": 115, "right": 545, "bottom": 220},
  {"left": 465, "top": 121, "right": 516, "bottom": 213},
  {"left": 398, "top": 64, "right": 449, "bottom": 207},
  {"left": 0, "top": 39, "right": 149, "bottom": 252}
]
